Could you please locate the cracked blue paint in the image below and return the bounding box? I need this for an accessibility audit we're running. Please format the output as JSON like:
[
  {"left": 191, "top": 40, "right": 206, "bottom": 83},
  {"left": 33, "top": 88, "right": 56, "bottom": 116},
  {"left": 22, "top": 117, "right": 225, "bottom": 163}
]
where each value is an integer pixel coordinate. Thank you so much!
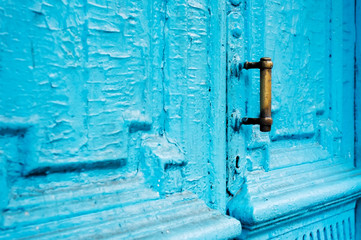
[
  {"left": 0, "top": 0, "right": 221, "bottom": 197},
  {"left": 0, "top": 0, "right": 360, "bottom": 239},
  {"left": 0, "top": 0, "right": 231, "bottom": 238}
]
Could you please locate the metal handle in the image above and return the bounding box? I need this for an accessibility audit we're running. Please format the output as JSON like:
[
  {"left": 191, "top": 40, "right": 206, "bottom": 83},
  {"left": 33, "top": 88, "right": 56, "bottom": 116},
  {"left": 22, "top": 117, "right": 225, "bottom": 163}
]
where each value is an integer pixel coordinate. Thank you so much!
[{"left": 241, "top": 57, "right": 273, "bottom": 132}]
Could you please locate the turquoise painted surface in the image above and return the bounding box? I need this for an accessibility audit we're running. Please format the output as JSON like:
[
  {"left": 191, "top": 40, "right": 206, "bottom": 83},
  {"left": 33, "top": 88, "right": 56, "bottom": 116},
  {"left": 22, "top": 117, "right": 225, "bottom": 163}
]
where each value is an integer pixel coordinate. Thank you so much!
[
  {"left": 356, "top": 0, "right": 361, "bottom": 171},
  {"left": 227, "top": 0, "right": 355, "bottom": 192},
  {"left": 0, "top": 0, "right": 227, "bottom": 227},
  {"left": 0, "top": 0, "right": 360, "bottom": 239},
  {"left": 356, "top": 0, "right": 361, "bottom": 238},
  {"left": 226, "top": 0, "right": 360, "bottom": 239}
]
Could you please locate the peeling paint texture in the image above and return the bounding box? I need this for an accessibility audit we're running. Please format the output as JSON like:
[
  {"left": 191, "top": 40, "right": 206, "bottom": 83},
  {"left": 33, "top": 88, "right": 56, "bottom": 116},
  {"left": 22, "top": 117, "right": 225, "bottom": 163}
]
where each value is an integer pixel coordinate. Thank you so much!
[
  {"left": 1, "top": 0, "right": 361, "bottom": 239},
  {"left": 0, "top": 0, "right": 222, "bottom": 201},
  {"left": 0, "top": 0, "right": 233, "bottom": 238},
  {"left": 226, "top": 0, "right": 360, "bottom": 239}
]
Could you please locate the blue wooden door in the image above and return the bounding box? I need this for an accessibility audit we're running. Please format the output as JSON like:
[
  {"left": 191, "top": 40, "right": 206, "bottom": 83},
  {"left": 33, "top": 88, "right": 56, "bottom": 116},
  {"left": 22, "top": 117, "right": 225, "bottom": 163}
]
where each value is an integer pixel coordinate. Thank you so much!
[
  {"left": 226, "top": 0, "right": 361, "bottom": 238},
  {"left": 0, "top": 1, "right": 242, "bottom": 239},
  {"left": 1, "top": 0, "right": 360, "bottom": 239}
]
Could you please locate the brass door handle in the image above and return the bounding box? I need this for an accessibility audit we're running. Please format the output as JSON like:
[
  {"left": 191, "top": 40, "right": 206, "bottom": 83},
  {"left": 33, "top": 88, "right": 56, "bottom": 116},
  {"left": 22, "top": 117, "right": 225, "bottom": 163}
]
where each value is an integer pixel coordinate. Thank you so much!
[{"left": 241, "top": 57, "right": 273, "bottom": 132}]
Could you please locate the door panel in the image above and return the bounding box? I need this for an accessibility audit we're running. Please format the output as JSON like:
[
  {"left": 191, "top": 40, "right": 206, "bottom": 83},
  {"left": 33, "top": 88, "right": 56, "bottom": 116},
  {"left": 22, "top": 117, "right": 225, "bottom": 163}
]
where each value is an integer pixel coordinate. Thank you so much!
[
  {"left": 0, "top": 0, "right": 228, "bottom": 213},
  {"left": 226, "top": 0, "right": 360, "bottom": 238},
  {"left": 227, "top": 0, "right": 354, "bottom": 195},
  {"left": 0, "top": 1, "right": 157, "bottom": 169}
]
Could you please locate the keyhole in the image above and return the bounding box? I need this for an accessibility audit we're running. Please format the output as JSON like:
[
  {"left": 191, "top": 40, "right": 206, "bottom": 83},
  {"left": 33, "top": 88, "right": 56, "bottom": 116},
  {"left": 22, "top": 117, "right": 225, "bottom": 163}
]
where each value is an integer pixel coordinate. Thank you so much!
[{"left": 235, "top": 156, "right": 240, "bottom": 168}]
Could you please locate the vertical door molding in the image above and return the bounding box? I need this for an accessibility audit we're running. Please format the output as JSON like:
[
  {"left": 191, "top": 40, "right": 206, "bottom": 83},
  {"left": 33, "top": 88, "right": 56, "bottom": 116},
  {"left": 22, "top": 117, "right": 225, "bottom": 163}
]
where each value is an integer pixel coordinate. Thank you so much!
[{"left": 207, "top": 0, "right": 228, "bottom": 212}]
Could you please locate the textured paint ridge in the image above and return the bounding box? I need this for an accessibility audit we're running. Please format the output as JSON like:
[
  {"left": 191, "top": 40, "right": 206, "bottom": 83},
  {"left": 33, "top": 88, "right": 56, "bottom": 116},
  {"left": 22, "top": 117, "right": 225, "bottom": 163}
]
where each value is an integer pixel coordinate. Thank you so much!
[
  {"left": 141, "top": 134, "right": 186, "bottom": 195},
  {"left": 0, "top": 173, "right": 242, "bottom": 239}
]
